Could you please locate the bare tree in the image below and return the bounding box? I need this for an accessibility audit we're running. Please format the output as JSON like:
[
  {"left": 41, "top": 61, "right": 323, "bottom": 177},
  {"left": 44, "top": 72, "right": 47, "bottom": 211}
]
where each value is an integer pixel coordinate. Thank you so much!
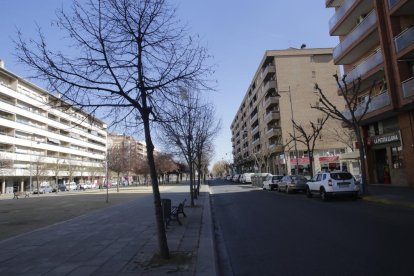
[
  {"left": 132, "top": 155, "right": 150, "bottom": 185},
  {"left": 193, "top": 104, "right": 220, "bottom": 195},
  {"left": 107, "top": 145, "right": 128, "bottom": 192},
  {"left": 324, "top": 127, "right": 357, "bottom": 151},
  {"left": 0, "top": 155, "right": 13, "bottom": 193},
  {"left": 158, "top": 90, "right": 204, "bottom": 206},
  {"left": 290, "top": 115, "right": 329, "bottom": 178},
  {"left": 32, "top": 156, "right": 49, "bottom": 194},
  {"left": 313, "top": 74, "right": 381, "bottom": 194},
  {"left": 154, "top": 153, "right": 178, "bottom": 184},
  {"left": 16, "top": 0, "right": 212, "bottom": 258}
]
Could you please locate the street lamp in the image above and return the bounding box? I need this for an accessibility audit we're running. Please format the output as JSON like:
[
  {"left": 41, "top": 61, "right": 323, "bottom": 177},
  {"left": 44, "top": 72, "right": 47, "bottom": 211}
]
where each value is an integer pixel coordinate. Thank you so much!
[{"left": 276, "top": 86, "right": 300, "bottom": 175}]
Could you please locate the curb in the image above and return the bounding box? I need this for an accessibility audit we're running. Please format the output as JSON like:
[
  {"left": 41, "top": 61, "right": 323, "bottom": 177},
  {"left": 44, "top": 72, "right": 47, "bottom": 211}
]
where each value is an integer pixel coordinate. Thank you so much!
[
  {"left": 195, "top": 184, "right": 218, "bottom": 276},
  {"left": 361, "top": 195, "right": 414, "bottom": 209}
]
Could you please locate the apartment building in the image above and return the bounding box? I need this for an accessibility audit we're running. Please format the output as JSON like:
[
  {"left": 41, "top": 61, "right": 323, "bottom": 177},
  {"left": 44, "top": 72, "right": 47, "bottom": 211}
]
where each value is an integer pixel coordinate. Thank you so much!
[
  {"left": 326, "top": 0, "right": 414, "bottom": 186},
  {"left": 108, "top": 133, "right": 147, "bottom": 159},
  {"left": 231, "top": 48, "right": 348, "bottom": 177},
  {"left": 0, "top": 61, "right": 108, "bottom": 194}
]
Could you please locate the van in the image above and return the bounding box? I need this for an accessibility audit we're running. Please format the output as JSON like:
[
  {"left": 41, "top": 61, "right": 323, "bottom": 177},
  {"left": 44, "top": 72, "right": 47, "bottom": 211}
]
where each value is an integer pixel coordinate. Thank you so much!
[{"left": 240, "top": 173, "right": 254, "bottom": 184}]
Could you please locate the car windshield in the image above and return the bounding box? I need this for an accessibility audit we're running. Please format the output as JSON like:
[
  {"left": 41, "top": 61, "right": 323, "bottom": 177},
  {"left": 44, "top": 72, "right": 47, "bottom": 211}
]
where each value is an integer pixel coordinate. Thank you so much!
[{"left": 330, "top": 172, "right": 353, "bottom": 180}]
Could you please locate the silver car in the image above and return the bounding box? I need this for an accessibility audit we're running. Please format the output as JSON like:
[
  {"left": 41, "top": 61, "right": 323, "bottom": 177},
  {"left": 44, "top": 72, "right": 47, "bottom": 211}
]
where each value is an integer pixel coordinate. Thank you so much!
[{"left": 278, "top": 175, "right": 308, "bottom": 193}]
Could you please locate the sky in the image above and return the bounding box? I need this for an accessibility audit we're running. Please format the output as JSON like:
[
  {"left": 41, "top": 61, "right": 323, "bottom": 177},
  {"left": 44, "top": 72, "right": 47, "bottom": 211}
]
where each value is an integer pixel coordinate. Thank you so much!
[{"left": 0, "top": 0, "right": 338, "bottom": 168}]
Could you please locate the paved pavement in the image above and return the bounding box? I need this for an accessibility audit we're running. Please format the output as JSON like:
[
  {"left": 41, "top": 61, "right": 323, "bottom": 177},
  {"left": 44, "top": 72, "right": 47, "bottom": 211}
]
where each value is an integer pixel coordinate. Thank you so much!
[
  {"left": 0, "top": 184, "right": 216, "bottom": 275},
  {"left": 362, "top": 184, "right": 414, "bottom": 208}
]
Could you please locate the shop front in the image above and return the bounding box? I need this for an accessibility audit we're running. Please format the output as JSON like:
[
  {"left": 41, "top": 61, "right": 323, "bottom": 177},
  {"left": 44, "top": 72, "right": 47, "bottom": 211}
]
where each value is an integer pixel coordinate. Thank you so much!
[{"left": 367, "top": 131, "right": 404, "bottom": 185}]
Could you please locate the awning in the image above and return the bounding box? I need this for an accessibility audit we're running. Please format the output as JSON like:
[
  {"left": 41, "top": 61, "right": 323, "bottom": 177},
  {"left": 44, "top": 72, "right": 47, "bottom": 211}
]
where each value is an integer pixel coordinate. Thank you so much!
[{"left": 340, "top": 151, "right": 360, "bottom": 160}]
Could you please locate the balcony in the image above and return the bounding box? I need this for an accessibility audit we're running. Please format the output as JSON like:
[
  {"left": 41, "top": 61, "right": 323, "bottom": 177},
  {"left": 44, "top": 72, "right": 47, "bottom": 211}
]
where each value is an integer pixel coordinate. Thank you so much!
[
  {"left": 342, "top": 90, "right": 390, "bottom": 120},
  {"left": 388, "top": 0, "right": 414, "bottom": 16},
  {"left": 402, "top": 78, "right": 414, "bottom": 98},
  {"left": 263, "top": 80, "right": 277, "bottom": 93},
  {"left": 388, "top": 0, "right": 400, "bottom": 8},
  {"left": 261, "top": 64, "right": 276, "bottom": 81},
  {"left": 250, "top": 113, "right": 258, "bottom": 122},
  {"left": 266, "top": 128, "right": 281, "bottom": 139},
  {"left": 268, "top": 143, "right": 283, "bottom": 153},
  {"left": 264, "top": 96, "right": 278, "bottom": 107},
  {"left": 326, "top": 0, "right": 342, "bottom": 7},
  {"left": 345, "top": 50, "right": 383, "bottom": 84},
  {"left": 264, "top": 111, "right": 280, "bottom": 123},
  {"left": 251, "top": 125, "right": 259, "bottom": 135},
  {"left": 394, "top": 25, "right": 414, "bottom": 59},
  {"left": 252, "top": 138, "right": 260, "bottom": 145},
  {"left": 329, "top": 0, "right": 373, "bottom": 35},
  {"left": 333, "top": 11, "right": 378, "bottom": 64}
]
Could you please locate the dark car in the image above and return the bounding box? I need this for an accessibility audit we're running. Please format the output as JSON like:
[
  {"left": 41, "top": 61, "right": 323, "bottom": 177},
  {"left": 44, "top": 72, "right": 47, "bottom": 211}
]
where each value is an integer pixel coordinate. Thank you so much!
[{"left": 278, "top": 175, "right": 308, "bottom": 193}]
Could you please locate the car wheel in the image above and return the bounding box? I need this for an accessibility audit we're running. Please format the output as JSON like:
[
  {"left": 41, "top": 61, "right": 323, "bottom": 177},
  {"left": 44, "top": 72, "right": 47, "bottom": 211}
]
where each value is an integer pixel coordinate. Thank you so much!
[
  {"left": 306, "top": 186, "right": 312, "bottom": 198},
  {"left": 269, "top": 186, "right": 273, "bottom": 191},
  {"left": 320, "top": 188, "right": 328, "bottom": 201}
]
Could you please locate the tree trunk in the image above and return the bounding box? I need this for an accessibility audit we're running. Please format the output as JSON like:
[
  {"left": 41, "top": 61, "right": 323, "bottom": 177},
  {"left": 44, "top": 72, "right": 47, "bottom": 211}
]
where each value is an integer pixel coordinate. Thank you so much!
[
  {"left": 188, "top": 156, "right": 195, "bottom": 206},
  {"left": 117, "top": 172, "right": 120, "bottom": 193},
  {"left": 356, "top": 128, "right": 368, "bottom": 195},
  {"left": 142, "top": 110, "right": 170, "bottom": 259}
]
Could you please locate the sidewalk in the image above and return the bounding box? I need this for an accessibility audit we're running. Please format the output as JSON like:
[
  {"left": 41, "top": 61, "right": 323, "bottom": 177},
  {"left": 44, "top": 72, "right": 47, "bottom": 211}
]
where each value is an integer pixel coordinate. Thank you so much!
[
  {"left": 361, "top": 185, "right": 414, "bottom": 208},
  {"left": 0, "top": 184, "right": 216, "bottom": 275}
]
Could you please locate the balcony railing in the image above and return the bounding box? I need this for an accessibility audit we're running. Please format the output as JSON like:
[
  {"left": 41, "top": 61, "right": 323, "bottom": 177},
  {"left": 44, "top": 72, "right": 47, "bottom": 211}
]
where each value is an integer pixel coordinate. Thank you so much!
[
  {"left": 265, "top": 111, "right": 280, "bottom": 122},
  {"left": 345, "top": 49, "right": 383, "bottom": 84},
  {"left": 266, "top": 128, "right": 281, "bottom": 139},
  {"left": 402, "top": 78, "right": 414, "bottom": 98},
  {"left": 263, "top": 80, "right": 277, "bottom": 93},
  {"left": 261, "top": 64, "right": 276, "bottom": 80},
  {"left": 388, "top": 0, "right": 400, "bottom": 9},
  {"left": 251, "top": 125, "right": 259, "bottom": 135},
  {"left": 264, "top": 96, "right": 278, "bottom": 107},
  {"left": 329, "top": 0, "right": 358, "bottom": 31},
  {"left": 394, "top": 25, "right": 414, "bottom": 54},
  {"left": 333, "top": 11, "right": 377, "bottom": 61},
  {"left": 250, "top": 113, "right": 258, "bottom": 122},
  {"left": 342, "top": 90, "right": 390, "bottom": 119}
]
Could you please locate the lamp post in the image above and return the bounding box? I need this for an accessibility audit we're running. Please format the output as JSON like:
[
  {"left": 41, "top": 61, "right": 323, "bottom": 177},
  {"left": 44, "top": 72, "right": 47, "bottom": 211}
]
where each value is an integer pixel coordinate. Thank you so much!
[{"left": 277, "top": 86, "right": 300, "bottom": 175}]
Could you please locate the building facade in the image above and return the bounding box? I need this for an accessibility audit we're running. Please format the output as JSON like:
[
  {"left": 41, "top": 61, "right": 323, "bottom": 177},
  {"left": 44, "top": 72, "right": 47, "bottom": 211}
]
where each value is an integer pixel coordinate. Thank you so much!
[
  {"left": 230, "top": 48, "right": 349, "bottom": 177},
  {"left": 326, "top": 0, "right": 414, "bottom": 186},
  {"left": 0, "top": 61, "right": 108, "bottom": 193}
]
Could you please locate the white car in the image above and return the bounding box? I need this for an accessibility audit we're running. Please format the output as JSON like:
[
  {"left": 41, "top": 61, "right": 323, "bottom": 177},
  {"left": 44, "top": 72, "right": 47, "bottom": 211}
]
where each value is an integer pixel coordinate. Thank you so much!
[
  {"left": 306, "top": 171, "right": 359, "bottom": 201},
  {"left": 262, "top": 175, "right": 283, "bottom": 190},
  {"left": 66, "top": 182, "right": 77, "bottom": 191},
  {"left": 240, "top": 173, "right": 253, "bottom": 184}
]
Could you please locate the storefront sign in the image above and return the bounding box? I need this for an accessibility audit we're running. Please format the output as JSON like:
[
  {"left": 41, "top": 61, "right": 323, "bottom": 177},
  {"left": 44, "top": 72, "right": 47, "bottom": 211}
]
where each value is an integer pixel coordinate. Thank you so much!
[
  {"left": 290, "top": 157, "right": 310, "bottom": 164},
  {"left": 372, "top": 132, "right": 400, "bottom": 145},
  {"left": 319, "top": 156, "right": 339, "bottom": 162}
]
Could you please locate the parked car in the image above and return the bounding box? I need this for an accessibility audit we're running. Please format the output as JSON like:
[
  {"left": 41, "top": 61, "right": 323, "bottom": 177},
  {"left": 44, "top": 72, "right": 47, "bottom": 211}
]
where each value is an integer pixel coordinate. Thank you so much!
[
  {"left": 262, "top": 175, "right": 284, "bottom": 190},
  {"left": 306, "top": 171, "right": 359, "bottom": 201},
  {"left": 226, "top": 175, "right": 233, "bottom": 181},
  {"left": 57, "top": 183, "right": 66, "bottom": 192},
  {"left": 82, "top": 182, "right": 92, "bottom": 189},
  {"left": 66, "top": 182, "right": 77, "bottom": 191},
  {"left": 33, "top": 185, "right": 53, "bottom": 194},
  {"left": 232, "top": 174, "right": 240, "bottom": 182},
  {"left": 240, "top": 173, "right": 254, "bottom": 184},
  {"left": 278, "top": 175, "right": 308, "bottom": 193}
]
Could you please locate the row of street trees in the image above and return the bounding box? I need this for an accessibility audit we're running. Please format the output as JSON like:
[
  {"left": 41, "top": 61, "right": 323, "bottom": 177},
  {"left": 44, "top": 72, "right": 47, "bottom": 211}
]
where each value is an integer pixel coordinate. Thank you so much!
[{"left": 16, "top": 0, "right": 215, "bottom": 259}]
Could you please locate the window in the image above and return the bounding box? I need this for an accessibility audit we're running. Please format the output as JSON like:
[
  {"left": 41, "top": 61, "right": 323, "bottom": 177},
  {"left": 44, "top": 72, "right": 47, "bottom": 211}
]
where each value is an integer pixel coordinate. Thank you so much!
[{"left": 391, "top": 146, "right": 403, "bottom": 169}]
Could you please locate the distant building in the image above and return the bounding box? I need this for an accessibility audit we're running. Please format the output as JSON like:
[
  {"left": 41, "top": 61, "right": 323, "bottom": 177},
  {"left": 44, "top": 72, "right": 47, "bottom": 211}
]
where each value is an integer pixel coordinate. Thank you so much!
[
  {"left": 0, "top": 61, "right": 108, "bottom": 194},
  {"left": 108, "top": 133, "right": 147, "bottom": 159},
  {"left": 230, "top": 48, "right": 349, "bottom": 177},
  {"left": 326, "top": 0, "right": 414, "bottom": 186}
]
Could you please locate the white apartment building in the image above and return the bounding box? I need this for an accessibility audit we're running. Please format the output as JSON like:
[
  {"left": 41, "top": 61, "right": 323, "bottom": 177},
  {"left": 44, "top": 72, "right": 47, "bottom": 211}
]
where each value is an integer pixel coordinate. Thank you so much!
[{"left": 0, "top": 61, "right": 108, "bottom": 194}]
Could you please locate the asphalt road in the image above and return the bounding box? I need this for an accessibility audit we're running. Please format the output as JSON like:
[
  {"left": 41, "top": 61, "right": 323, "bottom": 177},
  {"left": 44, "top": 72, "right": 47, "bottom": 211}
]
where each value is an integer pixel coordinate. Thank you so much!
[{"left": 210, "top": 179, "right": 414, "bottom": 276}]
